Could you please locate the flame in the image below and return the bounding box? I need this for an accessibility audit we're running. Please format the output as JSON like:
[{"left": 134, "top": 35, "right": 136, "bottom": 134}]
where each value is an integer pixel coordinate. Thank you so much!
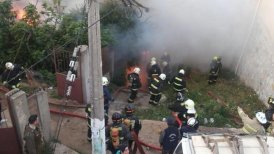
[{"left": 16, "top": 9, "right": 26, "bottom": 20}]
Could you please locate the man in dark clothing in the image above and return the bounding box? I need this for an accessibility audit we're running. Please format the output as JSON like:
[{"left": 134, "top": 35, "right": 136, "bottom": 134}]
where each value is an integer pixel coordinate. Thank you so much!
[
  {"left": 147, "top": 60, "right": 161, "bottom": 86},
  {"left": 208, "top": 56, "right": 222, "bottom": 85},
  {"left": 127, "top": 67, "right": 142, "bottom": 103},
  {"left": 149, "top": 73, "right": 166, "bottom": 106},
  {"left": 123, "top": 104, "right": 142, "bottom": 149},
  {"left": 106, "top": 112, "right": 130, "bottom": 154},
  {"left": 2, "top": 62, "right": 24, "bottom": 89},
  {"left": 169, "top": 69, "right": 187, "bottom": 94},
  {"left": 159, "top": 116, "right": 180, "bottom": 154},
  {"left": 180, "top": 116, "right": 199, "bottom": 137},
  {"left": 23, "top": 114, "right": 43, "bottom": 154},
  {"left": 102, "top": 76, "right": 112, "bottom": 114}
]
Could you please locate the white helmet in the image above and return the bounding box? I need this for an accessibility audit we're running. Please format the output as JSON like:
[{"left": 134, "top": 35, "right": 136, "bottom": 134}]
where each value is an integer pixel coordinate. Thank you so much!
[
  {"left": 184, "top": 99, "right": 195, "bottom": 110},
  {"left": 102, "top": 77, "right": 109, "bottom": 86},
  {"left": 159, "top": 73, "right": 166, "bottom": 80},
  {"left": 151, "top": 57, "right": 156, "bottom": 61},
  {"left": 150, "top": 60, "right": 156, "bottom": 66},
  {"left": 162, "top": 61, "right": 168, "bottom": 66},
  {"left": 179, "top": 69, "right": 185, "bottom": 75},
  {"left": 256, "top": 112, "right": 267, "bottom": 124},
  {"left": 133, "top": 67, "right": 141, "bottom": 74},
  {"left": 187, "top": 117, "right": 197, "bottom": 126},
  {"left": 5, "top": 62, "right": 14, "bottom": 70},
  {"left": 187, "top": 108, "right": 196, "bottom": 114}
]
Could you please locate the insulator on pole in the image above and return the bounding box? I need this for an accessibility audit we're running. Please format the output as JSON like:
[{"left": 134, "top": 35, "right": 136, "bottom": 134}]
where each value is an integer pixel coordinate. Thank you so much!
[
  {"left": 66, "top": 70, "right": 72, "bottom": 81},
  {"left": 69, "top": 74, "right": 76, "bottom": 82},
  {"left": 72, "top": 47, "right": 79, "bottom": 57},
  {"left": 69, "top": 60, "right": 75, "bottom": 68},
  {"left": 66, "top": 86, "right": 72, "bottom": 96},
  {"left": 73, "top": 61, "right": 79, "bottom": 71}
]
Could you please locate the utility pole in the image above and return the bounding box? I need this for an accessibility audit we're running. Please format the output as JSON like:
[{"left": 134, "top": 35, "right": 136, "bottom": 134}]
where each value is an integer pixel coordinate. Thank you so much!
[{"left": 88, "top": 0, "right": 106, "bottom": 153}]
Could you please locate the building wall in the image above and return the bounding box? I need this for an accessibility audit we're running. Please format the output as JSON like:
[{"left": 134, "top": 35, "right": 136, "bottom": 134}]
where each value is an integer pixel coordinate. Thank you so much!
[{"left": 237, "top": 0, "right": 274, "bottom": 105}]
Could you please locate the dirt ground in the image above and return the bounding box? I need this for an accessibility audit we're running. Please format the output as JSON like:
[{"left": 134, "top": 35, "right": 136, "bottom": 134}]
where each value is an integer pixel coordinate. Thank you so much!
[
  {"left": 0, "top": 85, "right": 236, "bottom": 154},
  {"left": 48, "top": 88, "right": 234, "bottom": 154}
]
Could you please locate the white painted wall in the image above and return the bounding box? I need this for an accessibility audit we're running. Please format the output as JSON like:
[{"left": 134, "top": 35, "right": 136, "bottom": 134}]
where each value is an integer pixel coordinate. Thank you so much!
[{"left": 236, "top": 0, "right": 274, "bottom": 104}]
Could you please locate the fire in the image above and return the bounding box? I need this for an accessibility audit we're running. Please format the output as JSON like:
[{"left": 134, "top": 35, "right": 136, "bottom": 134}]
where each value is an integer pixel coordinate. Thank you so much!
[{"left": 16, "top": 9, "right": 26, "bottom": 20}]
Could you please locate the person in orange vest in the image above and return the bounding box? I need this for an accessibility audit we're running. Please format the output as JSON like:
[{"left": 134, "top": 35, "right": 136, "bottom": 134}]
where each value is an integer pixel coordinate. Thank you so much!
[{"left": 106, "top": 112, "right": 130, "bottom": 154}]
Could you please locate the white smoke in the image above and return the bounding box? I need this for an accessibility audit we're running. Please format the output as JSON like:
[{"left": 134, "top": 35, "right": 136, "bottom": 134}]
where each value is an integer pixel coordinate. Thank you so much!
[{"left": 135, "top": 0, "right": 259, "bottom": 71}]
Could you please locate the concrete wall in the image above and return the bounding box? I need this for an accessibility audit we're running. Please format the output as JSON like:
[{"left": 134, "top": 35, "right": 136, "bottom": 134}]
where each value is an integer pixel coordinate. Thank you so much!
[{"left": 236, "top": 0, "right": 274, "bottom": 104}]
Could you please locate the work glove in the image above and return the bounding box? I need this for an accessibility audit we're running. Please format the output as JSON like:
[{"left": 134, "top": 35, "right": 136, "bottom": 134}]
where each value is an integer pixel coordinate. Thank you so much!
[
  {"left": 3, "top": 81, "right": 7, "bottom": 85},
  {"left": 11, "top": 85, "right": 16, "bottom": 89}
]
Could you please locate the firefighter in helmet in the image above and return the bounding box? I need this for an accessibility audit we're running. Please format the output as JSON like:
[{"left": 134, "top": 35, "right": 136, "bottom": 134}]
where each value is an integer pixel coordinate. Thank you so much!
[
  {"left": 160, "top": 52, "right": 171, "bottom": 65},
  {"left": 127, "top": 67, "right": 142, "bottom": 103},
  {"left": 236, "top": 106, "right": 272, "bottom": 135},
  {"left": 149, "top": 73, "right": 166, "bottom": 105},
  {"left": 170, "top": 69, "right": 187, "bottom": 96},
  {"left": 123, "top": 104, "right": 142, "bottom": 150},
  {"left": 2, "top": 62, "right": 24, "bottom": 89},
  {"left": 147, "top": 58, "right": 161, "bottom": 86},
  {"left": 208, "top": 56, "right": 222, "bottom": 85},
  {"left": 162, "top": 61, "right": 171, "bottom": 85},
  {"left": 106, "top": 112, "right": 130, "bottom": 154},
  {"left": 102, "top": 77, "right": 112, "bottom": 115}
]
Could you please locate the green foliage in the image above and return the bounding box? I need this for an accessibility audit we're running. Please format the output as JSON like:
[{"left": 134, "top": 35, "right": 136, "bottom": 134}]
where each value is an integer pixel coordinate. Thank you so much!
[
  {"left": 22, "top": 4, "right": 40, "bottom": 27},
  {"left": 38, "top": 70, "right": 56, "bottom": 86}
]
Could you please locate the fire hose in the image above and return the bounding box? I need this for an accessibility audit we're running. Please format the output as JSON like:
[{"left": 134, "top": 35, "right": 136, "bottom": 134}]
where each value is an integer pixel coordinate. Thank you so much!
[{"left": 49, "top": 86, "right": 162, "bottom": 152}]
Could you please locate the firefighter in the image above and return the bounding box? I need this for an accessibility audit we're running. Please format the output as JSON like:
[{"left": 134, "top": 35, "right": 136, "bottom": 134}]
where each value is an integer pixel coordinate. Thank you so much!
[
  {"left": 149, "top": 73, "right": 166, "bottom": 106},
  {"left": 160, "top": 52, "right": 171, "bottom": 64},
  {"left": 147, "top": 59, "right": 161, "bottom": 86},
  {"left": 180, "top": 115, "right": 199, "bottom": 137},
  {"left": 2, "top": 62, "right": 24, "bottom": 89},
  {"left": 208, "top": 56, "right": 222, "bottom": 85},
  {"left": 159, "top": 116, "right": 180, "bottom": 154},
  {"left": 23, "top": 114, "right": 44, "bottom": 154},
  {"left": 237, "top": 106, "right": 271, "bottom": 135},
  {"left": 162, "top": 61, "right": 171, "bottom": 85},
  {"left": 106, "top": 112, "right": 130, "bottom": 154},
  {"left": 169, "top": 69, "right": 187, "bottom": 95},
  {"left": 265, "top": 109, "right": 274, "bottom": 135},
  {"left": 102, "top": 77, "right": 112, "bottom": 114},
  {"left": 127, "top": 67, "right": 142, "bottom": 103},
  {"left": 123, "top": 104, "right": 142, "bottom": 150},
  {"left": 268, "top": 97, "right": 274, "bottom": 109}
]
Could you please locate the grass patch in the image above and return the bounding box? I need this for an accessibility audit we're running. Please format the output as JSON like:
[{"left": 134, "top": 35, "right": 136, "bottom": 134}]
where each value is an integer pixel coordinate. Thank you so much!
[{"left": 135, "top": 67, "right": 266, "bottom": 127}]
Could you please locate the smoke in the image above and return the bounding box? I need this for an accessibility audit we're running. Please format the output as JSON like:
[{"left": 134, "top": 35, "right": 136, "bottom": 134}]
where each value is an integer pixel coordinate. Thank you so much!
[{"left": 132, "top": 0, "right": 259, "bottom": 72}]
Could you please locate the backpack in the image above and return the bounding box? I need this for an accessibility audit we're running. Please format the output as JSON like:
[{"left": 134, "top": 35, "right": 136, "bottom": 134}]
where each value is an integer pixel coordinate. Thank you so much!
[{"left": 110, "top": 126, "right": 122, "bottom": 148}]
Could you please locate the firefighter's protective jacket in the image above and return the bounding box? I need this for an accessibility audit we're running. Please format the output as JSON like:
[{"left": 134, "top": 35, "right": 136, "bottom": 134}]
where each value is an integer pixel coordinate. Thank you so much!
[
  {"left": 2, "top": 64, "right": 23, "bottom": 87},
  {"left": 148, "top": 64, "right": 161, "bottom": 79},
  {"left": 170, "top": 73, "right": 186, "bottom": 92},
  {"left": 127, "top": 72, "right": 142, "bottom": 90},
  {"left": 149, "top": 76, "right": 164, "bottom": 95},
  {"left": 237, "top": 107, "right": 265, "bottom": 135},
  {"left": 209, "top": 61, "right": 222, "bottom": 76}
]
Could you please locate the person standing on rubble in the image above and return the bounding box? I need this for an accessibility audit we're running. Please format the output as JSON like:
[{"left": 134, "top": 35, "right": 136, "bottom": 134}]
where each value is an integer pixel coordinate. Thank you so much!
[
  {"left": 127, "top": 67, "right": 142, "bottom": 103},
  {"left": 106, "top": 112, "right": 130, "bottom": 154},
  {"left": 23, "top": 114, "right": 44, "bottom": 154},
  {"left": 159, "top": 116, "right": 180, "bottom": 154},
  {"left": 208, "top": 56, "right": 222, "bottom": 85},
  {"left": 2, "top": 62, "right": 24, "bottom": 89},
  {"left": 149, "top": 73, "right": 166, "bottom": 106}
]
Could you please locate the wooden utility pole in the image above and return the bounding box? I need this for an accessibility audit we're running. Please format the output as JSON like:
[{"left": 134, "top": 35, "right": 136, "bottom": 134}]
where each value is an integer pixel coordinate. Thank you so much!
[{"left": 88, "top": 0, "right": 106, "bottom": 153}]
